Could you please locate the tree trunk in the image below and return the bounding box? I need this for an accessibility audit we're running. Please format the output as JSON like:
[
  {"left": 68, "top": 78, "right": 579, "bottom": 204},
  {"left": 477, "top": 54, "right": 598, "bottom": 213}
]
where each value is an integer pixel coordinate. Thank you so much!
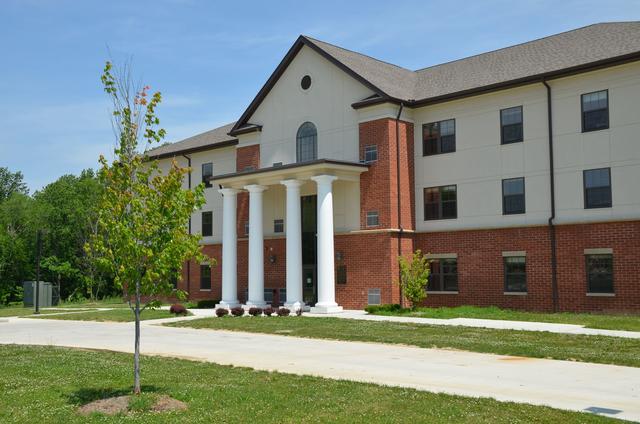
[{"left": 133, "top": 281, "right": 141, "bottom": 394}]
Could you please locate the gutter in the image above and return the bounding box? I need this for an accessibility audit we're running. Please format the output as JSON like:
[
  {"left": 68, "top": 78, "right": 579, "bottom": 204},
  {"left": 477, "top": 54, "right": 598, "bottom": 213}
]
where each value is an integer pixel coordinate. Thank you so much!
[
  {"left": 182, "top": 154, "right": 192, "bottom": 294},
  {"left": 543, "top": 81, "right": 559, "bottom": 313},
  {"left": 395, "top": 102, "right": 405, "bottom": 308}
]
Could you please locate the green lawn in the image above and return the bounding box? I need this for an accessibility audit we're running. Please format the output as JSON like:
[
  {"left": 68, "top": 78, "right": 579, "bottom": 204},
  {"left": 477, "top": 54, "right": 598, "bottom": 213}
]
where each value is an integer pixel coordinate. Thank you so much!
[
  {"left": 28, "top": 308, "right": 178, "bottom": 322},
  {"left": 0, "top": 345, "right": 617, "bottom": 423},
  {"left": 0, "top": 306, "right": 91, "bottom": 318},
  {"left": 169, "top": 316, "right": 640, "bottom": 368},
  {"left": 366, "top": 305, "right": 640, "bottom": 331}
]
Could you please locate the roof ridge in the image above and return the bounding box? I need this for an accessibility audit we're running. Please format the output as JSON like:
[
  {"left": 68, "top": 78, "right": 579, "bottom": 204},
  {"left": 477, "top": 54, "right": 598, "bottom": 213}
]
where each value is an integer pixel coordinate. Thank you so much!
[
  {"left": 413, "top": 22, "right": 624, "bottom": 73},
  {"left": 302, "top": 35, "right": 415, "bottom": 75}
]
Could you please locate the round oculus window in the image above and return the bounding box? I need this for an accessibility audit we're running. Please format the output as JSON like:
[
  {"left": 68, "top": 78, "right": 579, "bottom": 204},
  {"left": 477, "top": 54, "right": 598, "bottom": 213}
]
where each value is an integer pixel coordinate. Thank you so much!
[{"left": 300, "top": 75, "right": 312, "bottom": 90}]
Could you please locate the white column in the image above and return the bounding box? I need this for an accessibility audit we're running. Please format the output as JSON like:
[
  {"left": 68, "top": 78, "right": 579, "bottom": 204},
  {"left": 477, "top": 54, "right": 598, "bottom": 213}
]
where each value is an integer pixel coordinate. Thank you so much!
[
  {"left": 216, "top": 188, "right": 240, "bottom": 309},
  {"left": 310, "top": 175, "right": 343, "bottom": 313},
  {"left": 244, "top": 184, "right": 268, "bottom": 307},
  {"left": 281, "top": 179, "right": 304, "bottom": 311}
]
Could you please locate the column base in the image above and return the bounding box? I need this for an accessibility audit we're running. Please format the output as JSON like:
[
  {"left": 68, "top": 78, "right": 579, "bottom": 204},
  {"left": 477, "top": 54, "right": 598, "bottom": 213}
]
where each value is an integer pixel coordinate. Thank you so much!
[
  {"left": 310, "top": 304, "right": 343, "bottom": 314},
  {"left": 244, "top": 301, "right": 269, "bottom": 309},
  {"left": 215, "top": 301, "right": 241, "bottom": 309},
  {"left": 284, "top": 301, "right": 305, "bottom": 311}
]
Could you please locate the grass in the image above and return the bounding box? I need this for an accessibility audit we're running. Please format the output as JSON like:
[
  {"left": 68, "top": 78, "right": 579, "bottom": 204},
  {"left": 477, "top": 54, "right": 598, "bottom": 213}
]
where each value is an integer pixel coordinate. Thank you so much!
[
  {"left": 0, "top": 345, "right": 618, "bottom": 423},
  {"left": 28, "top": 308, "right": 179, "bottom": 322},
  {"left": 0, "top": 306, "right": 90, "bottom": 318},
  {"left": 366, "top": 305, "right": 640, "bottom": 332},
  {"left": 170, "top": 316, "right": 640, "bottom": 368}
]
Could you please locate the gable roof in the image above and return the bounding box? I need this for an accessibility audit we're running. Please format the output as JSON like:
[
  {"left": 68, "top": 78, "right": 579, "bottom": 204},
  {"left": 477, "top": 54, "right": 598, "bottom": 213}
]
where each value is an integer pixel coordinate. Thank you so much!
[
  {"left": 231, "top": 22, "right": 640, "bottom": 132},
  {"left": 146, "top": 122, "right": 238, "bottom": 159}
]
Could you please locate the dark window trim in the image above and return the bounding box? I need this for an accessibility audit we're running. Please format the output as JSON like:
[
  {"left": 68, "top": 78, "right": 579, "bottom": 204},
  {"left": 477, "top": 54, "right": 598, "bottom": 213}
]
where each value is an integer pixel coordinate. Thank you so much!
[
  {"left": 423, "top": 185, "right": 458, "bottom": 221},
  {"left": 581, "top": 89, "right": 609, "bottom": 133},
  {"left": 585, "top": 254, "right": 615, "bottom": 294},
  {"left": 504, "top": 256, "right": 527, "bottom": 293},
  {"left": 583, "top": 167, "right": 612, "bottom": 209},
  {"left": 500, "top": 105, "right": 523, "bottom": 144},
  {"left": 422, "top": 119, "right": 456, "bottom": 156},
  {"left": 201, "top": 211, "right": 213, "bottom": 237},
  {"left": 502, "top": 177, "right": 526, "bottom": 215},
  {"left": 202, "top": 163, "right": 213, "bottom": 188}
]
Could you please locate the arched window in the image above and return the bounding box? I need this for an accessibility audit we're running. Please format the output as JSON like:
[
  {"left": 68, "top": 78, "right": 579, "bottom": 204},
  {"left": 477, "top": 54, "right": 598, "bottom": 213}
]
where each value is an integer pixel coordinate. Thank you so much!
[{"left": 296, "top": 122, "right": 317, "bottom": 162}]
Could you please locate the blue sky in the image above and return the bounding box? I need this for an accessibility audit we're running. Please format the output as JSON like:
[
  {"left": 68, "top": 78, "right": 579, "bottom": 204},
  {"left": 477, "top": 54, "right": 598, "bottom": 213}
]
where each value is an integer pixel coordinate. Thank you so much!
[{"left": 1, "top": 0, "right": 639, "bottom": 192}]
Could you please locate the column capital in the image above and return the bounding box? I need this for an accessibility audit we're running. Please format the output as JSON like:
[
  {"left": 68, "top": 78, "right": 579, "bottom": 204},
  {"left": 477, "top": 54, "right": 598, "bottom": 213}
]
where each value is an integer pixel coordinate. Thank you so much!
[
  {"left": 219, "top": 187, "right": 240, "bottom": 196},
  {"left": 280, "top": 179, "right": 304, "bottom": 189},
  {"left": 244, "top": 184, "right": 268, "bottom": 193},
  {"left": 310, "top": 175, "right": 338, "bottom": 185}
]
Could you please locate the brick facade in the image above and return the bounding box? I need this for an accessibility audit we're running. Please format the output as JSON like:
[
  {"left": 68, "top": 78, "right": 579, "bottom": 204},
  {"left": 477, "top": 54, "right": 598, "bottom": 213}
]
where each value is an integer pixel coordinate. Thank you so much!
[{"left": 180, "top": 118, "right": 639, "bottom": 313}]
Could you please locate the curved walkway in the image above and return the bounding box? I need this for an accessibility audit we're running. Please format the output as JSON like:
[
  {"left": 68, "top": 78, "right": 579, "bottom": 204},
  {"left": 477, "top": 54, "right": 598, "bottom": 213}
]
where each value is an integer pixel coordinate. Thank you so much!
[{"left": 1, "top": 316, "right": 639, "bottom": 421}]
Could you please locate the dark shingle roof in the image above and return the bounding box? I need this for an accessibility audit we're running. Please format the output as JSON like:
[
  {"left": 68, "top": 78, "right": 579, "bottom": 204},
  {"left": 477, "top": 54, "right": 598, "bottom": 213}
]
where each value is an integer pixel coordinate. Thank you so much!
[{"left": 147, "top": 122, "right": 237, "bottom": 158}]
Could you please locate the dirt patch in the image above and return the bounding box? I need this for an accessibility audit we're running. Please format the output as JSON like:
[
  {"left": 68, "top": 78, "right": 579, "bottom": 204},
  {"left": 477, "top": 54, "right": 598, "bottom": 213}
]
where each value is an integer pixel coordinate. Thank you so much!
[{"left": 78, "top": 394, "right": 187, "bottom": 416}]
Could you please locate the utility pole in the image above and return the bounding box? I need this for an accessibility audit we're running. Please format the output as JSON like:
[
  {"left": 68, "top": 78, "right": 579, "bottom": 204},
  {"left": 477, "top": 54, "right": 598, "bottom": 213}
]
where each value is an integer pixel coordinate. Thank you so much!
[{"left": 34, "top": 230, "right": 42, "bottom": 314}]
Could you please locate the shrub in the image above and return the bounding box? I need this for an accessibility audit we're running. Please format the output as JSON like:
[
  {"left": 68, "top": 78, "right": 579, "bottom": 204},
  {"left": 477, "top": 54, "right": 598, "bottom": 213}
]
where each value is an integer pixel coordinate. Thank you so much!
[
  {"left": 263, "top": 306, "right": 274, "bottom": 316},
  {"left": 364, "top": 304, "right": 402, "bottom": 314},
  {"left": 230, "top": 306, "right": 245, "bottom": 317},
  {"left": 215, "top": 308, "right": 229, "bottom": 317},
  {"left": 169, "top": 304, "right": 188, "bottom": 316},
  {"left": 397, "top": 250, "right": 430, "bottom": 309},
  {"left": 295, "top": 307, "right": 303, "bottom": 316},
  {"left": 277, "top": 307, "right": 290, "bottom": 317},
  {"left": 248, "top": 307, "right": 262, "bottom": 316},
  {"left": 197, "top": 300, "right": 218, "bottom": 309}
]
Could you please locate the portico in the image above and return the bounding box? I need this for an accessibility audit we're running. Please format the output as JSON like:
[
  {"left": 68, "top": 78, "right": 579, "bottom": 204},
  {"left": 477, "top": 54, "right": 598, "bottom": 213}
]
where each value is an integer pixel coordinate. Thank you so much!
[{"left": 213, "top": 159, "right": 367, "bottom": 313}]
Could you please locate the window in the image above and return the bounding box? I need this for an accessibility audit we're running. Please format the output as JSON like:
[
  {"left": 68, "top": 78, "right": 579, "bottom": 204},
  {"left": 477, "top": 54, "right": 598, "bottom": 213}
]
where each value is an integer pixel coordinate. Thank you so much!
[
  {"left": 584, "top": 168, "right": 611, "bottom": 209},
  {"left": 273, "top": 162, "right": 283, "bottom": 167},
  {"left": 296, "top": 122, "right": 317, "bottom": 162},
  {"left": 422, "top": 119, "right": 455, "bottom": 156},
  {"left": 244, "top": 222, "right": 249, "bottom": 236},
  {"left": 364, "top": 145, "right": 378, "bottom": 163},
  {"left": 586, "top": 254, "right": 614, "bottom": 293},
  {"left": 428, "top": 258, "right": 458, "bottom": 292},
  {"left": 200, "top": 264, "right": 211, "bottom": 290},
  {"left": 502, "top": 177, "right": 525, "bottom": 215},
  {"left": 301, "top": 75, "right": 312, "bottom": 90},
  {"left": 424, "top": 185, "right": 457, "bottom": 220},
  {"left": 264, "top": 288, "right": 274, "bottom": 303},
  {"left": 581, "top": 90, "right": 609, "bottom": 132},
  {"left": 367, "top": 288, "right": 381, "bottom": 305},
  {"left": 366, "top": 211, "right": 379, "bottom": 227},
  {"left": 504, "top": 256, "right": 527, "bottom": 293},
  {"left": 274, "top": 219, "right": 284, "bottom": 233},
  {"left": 500, "top": 106, "right": 523, "bottom": 144},
  {"left": 201, "top": 211, "right": 213, "bottom": 237},
  {"left": 336, "top": 265, "right": 347, "bottom": 284},
  {"left": 243, "top": 166, "right": 254, "bottom": 172},
  {"left": 201, "top": 163, "right": 213, "bottom": 188}
]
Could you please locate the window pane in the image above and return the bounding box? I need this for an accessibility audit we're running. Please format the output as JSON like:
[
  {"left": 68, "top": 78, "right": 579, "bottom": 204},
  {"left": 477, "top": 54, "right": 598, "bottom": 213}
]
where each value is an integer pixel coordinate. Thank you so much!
[
  {"left": 336, "top": 265, "right": 347, "bottom": 284},
  {"left": 503, "top": 178, "right": 525, "bottom": 214},
  {"left": 584, "top": 168, "right": 610, "bottom": 188},
  {"left": 440, "top": 119, "right": 455, "bottom": 136},
  {"left": 200, "top": 265, "right": 211, "bottom": 290},
  {"left": 366, "top": 211, "right": 379, "bottom": 227},
  {"left": 586, "top": 254, "right": 614, "bottom": 293},
  {"left": 274, "top": 219, "right": 284, "bottom": 233},
  {"left": 428, "top": 260, "right": 442, "bottom": 291},
  {"left": 503, "top": 178, "right": 524, "bottom": 195},
  {"left": 502, "top": 123, "right": 523, "bottom": 143},
  {"left": 364, "top": 145, "right": 378, "bottom": 162},
  {"left": 202, "top": 163, "right": 213, "bottom": 188},
  {"left": 584, "top": 169, "right": 611, "bottom": 208},
  {"left": 505, "top": 257, "right": 526, "bottom": 292},
  {"left": 582, "top": 91, "right": 608, "bottom": 112},
  {"left": 440, "top": 134, "right": 456, "bottom": 152},
  {"left": 501, "top": 107, "right": 522, "bottom": 125},
  {"left": 582, "top": 91, "right": 609, "bottom": 131},
  {"left": 297, "top": 122, "right": 317, "bottom": 162},
  {"left": 202, "top": 211, "right": 213, "bottom": 236}
]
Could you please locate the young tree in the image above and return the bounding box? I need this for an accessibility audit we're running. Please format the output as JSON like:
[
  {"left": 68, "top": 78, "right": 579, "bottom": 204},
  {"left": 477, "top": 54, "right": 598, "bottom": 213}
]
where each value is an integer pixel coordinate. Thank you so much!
[
  {"left": 0, "top": 167, "right": 28, "bottom": 202},
  {"left": 397, "top": 250, "right": 431, "bottom": 310},
  {"left": 89, "top": 61, "right": 207, "bottom": 394}
]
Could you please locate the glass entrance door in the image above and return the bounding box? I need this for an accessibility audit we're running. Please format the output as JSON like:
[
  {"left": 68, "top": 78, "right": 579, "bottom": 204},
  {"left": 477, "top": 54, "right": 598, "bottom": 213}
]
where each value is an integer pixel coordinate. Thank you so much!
[{"left": 301, "top": 195, "right": 317, "bottom": 305}]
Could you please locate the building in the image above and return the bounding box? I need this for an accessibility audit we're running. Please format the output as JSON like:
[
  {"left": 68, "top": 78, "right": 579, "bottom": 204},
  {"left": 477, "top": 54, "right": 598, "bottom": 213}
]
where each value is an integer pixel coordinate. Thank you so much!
[{"left": 150, "top": 22, "right": 640, "bottom": 313}]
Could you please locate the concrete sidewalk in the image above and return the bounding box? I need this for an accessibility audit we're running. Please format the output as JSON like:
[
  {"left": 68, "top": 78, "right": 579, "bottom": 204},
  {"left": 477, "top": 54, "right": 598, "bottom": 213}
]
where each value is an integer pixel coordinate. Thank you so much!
[{"left": 1, "top": 317, "right": 639, "bottom": 421}]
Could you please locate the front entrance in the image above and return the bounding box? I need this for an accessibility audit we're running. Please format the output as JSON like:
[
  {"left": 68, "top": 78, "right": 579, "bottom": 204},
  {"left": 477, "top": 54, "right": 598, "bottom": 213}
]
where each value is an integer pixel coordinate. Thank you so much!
[{"left": 301, "top": 195, "right": 317, "bottom": 305}]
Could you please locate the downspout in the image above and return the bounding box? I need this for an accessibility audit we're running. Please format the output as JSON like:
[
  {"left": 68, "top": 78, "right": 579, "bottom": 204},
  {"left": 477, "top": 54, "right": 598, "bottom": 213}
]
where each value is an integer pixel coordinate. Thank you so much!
[
  {"left": 395, "top": 103, "right": 405, "bottom": 308},
  {"left": 182, "top": 154, "right": 192, "bottom": 294},
  {"left": 543, "top": 81, "right": 559, "bottom": 313}
]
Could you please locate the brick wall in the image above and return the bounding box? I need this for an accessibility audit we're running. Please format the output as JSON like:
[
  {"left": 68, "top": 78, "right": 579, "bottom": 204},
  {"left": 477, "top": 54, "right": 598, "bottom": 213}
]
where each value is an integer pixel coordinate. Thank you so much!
[{"left": 235, "top": 145, "right": 260, "bottom": 238}]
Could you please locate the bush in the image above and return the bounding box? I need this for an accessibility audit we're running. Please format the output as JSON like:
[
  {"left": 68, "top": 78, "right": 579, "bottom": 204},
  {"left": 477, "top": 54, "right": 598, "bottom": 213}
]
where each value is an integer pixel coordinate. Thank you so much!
[
  {"left": 197, "top": 299, "right": 218, "bottom": 309},
  {"left": 277, "top": 307, "right": 290, "bottom": 317},
  {"left": 263, "top": 306, "right": 274, "bottom": 316},
  {"left": 364, "top": 304, "right": 402, "bottom": 314},
  {"left": 398, "top": 250, "right": 430, "bottom": 309},
  {"left": 215, "top": 308, "right": 229, "bottom": 317},
  {"left": 230, "top": 306, "right": 245, "bottom": 317},
  {"left": 169, "top": 304, "right": 188, "bottom": 316},
  {"left": 248, "top": 307, "right": 262, "bottom": 316},
  {"left": 295, "top": 307, "right": 303, "bottom": 316}
]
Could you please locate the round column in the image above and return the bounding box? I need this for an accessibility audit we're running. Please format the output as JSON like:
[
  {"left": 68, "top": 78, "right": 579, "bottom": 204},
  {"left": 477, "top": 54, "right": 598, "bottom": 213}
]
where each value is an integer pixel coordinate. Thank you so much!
[
  {"left": 310, "top": 175, "right": 342, "bottom": 313},
  {"left": 245, "top": 184, "right": 268, "bottom": 307},
  {"left": 281, "top": 179, "right": 304, "bottom": 310},
  {"left": 216, "top": 188, "right": 240, "bottom": 309}
]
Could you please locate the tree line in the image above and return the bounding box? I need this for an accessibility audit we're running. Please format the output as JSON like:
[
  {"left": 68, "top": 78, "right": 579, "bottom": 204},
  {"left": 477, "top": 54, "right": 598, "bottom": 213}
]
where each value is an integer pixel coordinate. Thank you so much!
[{"left": 0, "top": 166, "right": 117, "bottom": 304}]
